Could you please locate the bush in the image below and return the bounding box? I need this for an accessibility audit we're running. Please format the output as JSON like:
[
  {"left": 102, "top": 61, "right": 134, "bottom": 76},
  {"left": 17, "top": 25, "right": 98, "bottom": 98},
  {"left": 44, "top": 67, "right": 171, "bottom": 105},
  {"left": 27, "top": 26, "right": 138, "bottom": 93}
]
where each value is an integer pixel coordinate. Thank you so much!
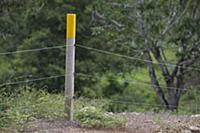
[
  {"left": 179, "top": 88, "right": 200, "bottom": 114},
  {"left": 75, "top": 106, "right": 126, "bottom": 129},
  {"left": 0, "top": 88, "right": 65, "bottom": 131},
  {"left": 106, "top": 95, "right": 161, "bottom": 113},
  {"left": 0, "top": 93, "right": 12, "bottom": 127},
  {"left": 1, "top": 89, "right": 127, "bottom": 130}
]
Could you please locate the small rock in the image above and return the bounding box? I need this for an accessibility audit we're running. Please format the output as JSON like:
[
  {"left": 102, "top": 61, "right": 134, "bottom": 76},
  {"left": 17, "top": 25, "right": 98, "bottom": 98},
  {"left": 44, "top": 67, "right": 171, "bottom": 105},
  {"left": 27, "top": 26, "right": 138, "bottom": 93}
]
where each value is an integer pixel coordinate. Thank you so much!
[
  {"left": 120, "top": 112, "right": 126, "bottom": 115},
  {"left": 182, "top": 129, "right": 192, "bottom": 133},
  {"left": 191, "top": 114, "right": 200, "bottom": 118},
  {"left": 144, "top": 120, "right": 156, "bottom": 124},
  {"left": 189, "top": 126, "right": 200, "bottom": 132},
  {"left": 132, "top": 112, "right": 140, "bottom": 115},
  {"left": 107, "top": 112, "right": 114, "bottom": 115}
]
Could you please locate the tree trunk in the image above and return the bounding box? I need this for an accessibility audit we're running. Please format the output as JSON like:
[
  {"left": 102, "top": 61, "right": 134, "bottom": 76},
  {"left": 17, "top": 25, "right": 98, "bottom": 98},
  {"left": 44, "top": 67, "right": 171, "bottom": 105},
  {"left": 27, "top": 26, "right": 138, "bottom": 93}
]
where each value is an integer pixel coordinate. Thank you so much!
[
  {"left": 145, "top": 49, "right": 183, "bottom": 111},
  {"left": 150, "top": 46, "right": 182, "bottom": 111},
  {"left": 144, "top": 51, "right": 169, "bottom": 109},
  {"left": 166, "top": 81, "right": 178, "bottom": 111},
  {"left": 167, "top": 88, "right": 179, "bottom": 111}
]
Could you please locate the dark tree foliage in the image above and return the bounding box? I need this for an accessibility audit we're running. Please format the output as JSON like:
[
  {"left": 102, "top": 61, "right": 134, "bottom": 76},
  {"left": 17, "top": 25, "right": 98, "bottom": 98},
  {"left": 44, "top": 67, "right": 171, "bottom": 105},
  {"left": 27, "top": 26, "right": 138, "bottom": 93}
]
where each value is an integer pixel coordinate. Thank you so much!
[{"left": 0, "top": 0, "right": 200, "bottom": 110}]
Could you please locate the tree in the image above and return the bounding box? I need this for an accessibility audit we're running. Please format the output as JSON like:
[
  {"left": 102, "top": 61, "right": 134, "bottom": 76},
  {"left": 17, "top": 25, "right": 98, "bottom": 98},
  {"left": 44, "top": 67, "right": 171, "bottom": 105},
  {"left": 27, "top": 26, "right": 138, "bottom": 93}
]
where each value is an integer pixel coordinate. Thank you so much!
[
  {"left": 1, "top": 0, "right": 200, "bottom": 109},
  {"left": 90, "top": 0, "right": 200, "bottom": 110},
  {"left": 0, "top": 0, "right": 96, "bottom": 92}
]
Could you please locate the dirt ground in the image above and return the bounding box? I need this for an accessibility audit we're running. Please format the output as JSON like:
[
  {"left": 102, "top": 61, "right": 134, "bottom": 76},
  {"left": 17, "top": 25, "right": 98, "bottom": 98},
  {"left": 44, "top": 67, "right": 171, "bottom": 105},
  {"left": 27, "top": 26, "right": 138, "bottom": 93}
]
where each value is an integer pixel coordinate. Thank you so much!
[{"left": 2, "top": 112, "right": 200, "bottom": 133}]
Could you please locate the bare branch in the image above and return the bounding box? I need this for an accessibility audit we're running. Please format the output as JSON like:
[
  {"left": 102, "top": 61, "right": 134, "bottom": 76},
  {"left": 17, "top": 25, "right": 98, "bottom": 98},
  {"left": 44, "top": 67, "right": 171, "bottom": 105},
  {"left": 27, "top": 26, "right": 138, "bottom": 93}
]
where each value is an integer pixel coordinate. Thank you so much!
[
  {"left": 107, "top": 2, "right": 134, "bottom": 8},
  {"left": 161, "top": 7, "right": 177, "bottom": 35},
  {"left": 161, "top": 0, "right": 192, "bottom": 37},
  {"left": 93, "top": 11, "right": 124, "bottom": 29}
]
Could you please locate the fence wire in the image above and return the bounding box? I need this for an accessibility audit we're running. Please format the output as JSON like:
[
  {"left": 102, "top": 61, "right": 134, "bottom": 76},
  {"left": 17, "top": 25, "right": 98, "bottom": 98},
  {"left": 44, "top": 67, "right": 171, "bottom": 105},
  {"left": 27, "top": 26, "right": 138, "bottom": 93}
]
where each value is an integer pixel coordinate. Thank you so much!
[
  {"left": 0, "top": 45, "right": 65, "bottom": 55},
  {"left": 0, "top": 44, "right": 200, "bottom": 72},
  {"left": 76, "top": 44, "right": 200, "bottom": 72},
  {"left": 0, "top": 43, "right": 199, "bottom": 116}
]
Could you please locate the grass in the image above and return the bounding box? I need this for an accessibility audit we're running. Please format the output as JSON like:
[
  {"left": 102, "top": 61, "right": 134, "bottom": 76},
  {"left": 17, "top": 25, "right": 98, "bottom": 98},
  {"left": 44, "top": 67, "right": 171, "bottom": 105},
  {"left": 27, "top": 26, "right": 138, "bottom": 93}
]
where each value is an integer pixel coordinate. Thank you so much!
[
  {"left": 0, "top": 89, "right": 126, "bottom": 131},
  {"left": 0, "top": 87, "right": 199, "bottom": 132},
  {"left": 0, "top": 89, "right": 65, "bottom": 131},
  {"left": 75, "top": 106, "right": 126, "bottom": 129}
]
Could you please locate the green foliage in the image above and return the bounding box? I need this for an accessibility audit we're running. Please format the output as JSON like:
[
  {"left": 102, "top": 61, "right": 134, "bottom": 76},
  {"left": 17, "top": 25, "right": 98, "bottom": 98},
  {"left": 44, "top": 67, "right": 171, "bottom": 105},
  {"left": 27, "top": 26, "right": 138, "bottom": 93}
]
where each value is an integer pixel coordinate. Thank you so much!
[
  {"left": 0, "top": 89, "right": 126, "bottom": 130},
  {"left": 75, "top": 106, "right": 126, "bottom": 129},
  {"left": 0, "top": 88, "right": 65, "bottom": 130},
  {"left": 106, "top": 95, "right": 159, "bottom": 113},
  {"left": 0, "top": 88, "right": 200, "bottom": 129},
  {"left": 75, "top": 97, "right": 109, "bottom": 111},
  {"left": 80, "top": 69, "right": 158, "bottom": 112},
  {"left": 82, "top": 72, "right": 127, "bottom": 98},
  {"left": 0, "top": 93, "right": 11, "bottom": 127},
  {"left": 0, "top": 0, "right": 200, "bottom": 126},
  {"left": 179, "top": 89, "right": 200, "bottom": 114},
  {"left": 1, "top": 0, "right": 199, "bottom": 102}
]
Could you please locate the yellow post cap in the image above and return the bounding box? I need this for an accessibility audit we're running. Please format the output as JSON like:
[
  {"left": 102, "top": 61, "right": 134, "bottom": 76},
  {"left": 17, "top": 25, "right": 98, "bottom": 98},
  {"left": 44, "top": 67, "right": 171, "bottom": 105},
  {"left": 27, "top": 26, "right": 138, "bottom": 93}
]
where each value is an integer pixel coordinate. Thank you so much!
[{"left": 66, "top": 14, "right": 76, "bottom": 38}]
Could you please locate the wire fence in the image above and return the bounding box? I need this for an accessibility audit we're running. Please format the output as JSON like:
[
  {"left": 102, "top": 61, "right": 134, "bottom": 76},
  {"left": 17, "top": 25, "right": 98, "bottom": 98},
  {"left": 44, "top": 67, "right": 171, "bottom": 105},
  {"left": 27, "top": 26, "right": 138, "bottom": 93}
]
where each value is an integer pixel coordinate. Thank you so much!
[
  {"left": 1, "top": 44, "right": 200, "bottom": 71},
  {"left": 76, "top": 44, "right": 200, "bottom": 72},
  {"left": 0, "top": 45, "right": 200, "bottom": 94},
  {"left": 0, "top": 45, "right": 65, "bottom": 55},
  {"left": 0, "top": 44, "right": 198, "bottom": 92},
  {"left": 1, "top": 4, "right": 200, "bottom": 133},
  {"left": 0, "top": 43, "right": 199, "bottom": 115}
]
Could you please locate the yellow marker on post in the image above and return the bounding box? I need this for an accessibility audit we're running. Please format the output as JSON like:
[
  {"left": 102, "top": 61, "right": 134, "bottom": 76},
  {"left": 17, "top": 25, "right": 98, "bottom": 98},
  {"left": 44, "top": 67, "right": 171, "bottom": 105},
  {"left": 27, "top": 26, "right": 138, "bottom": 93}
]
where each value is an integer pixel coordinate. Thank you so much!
[
  {"left": 67, "top": 14, "right": 76, "bottom": 38},
  {"left": 65, "top": 13, "right": 76, "bottom": 121}
]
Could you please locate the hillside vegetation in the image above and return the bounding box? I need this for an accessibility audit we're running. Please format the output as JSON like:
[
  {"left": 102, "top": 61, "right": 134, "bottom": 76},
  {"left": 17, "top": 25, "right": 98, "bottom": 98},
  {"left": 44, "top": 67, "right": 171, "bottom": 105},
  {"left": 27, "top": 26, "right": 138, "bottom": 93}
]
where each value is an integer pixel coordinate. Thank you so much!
[{"left": 1, "top": 0, "right": 200, "bottom": 132}]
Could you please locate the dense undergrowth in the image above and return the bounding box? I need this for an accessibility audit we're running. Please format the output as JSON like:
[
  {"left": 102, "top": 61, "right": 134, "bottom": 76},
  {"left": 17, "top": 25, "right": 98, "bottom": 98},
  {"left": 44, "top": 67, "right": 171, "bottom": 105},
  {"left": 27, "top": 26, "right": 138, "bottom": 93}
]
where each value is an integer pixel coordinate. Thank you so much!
[
  {"left": 0, "top": 89, "right": 125, "bottom": 131},
  {"left": 0, "top": 87, "right": 199, "bottom": 131},
  {"left": 0, "top": 89, "right": 65, "bottom": 131}
]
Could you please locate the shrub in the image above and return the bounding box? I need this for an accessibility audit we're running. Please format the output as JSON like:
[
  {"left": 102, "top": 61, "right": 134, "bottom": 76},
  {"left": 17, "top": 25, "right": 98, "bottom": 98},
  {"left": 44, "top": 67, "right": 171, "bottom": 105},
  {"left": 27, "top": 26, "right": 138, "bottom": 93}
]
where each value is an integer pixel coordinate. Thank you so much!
[
  {"left": 0, "top": 88, "right": 65, "bottom": 130},
  {"left": 0, "top": 93, "right": 12, "bottom": 127},
  {"left": 75, "top": 106, "right": 126, "bottom": 129}
]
